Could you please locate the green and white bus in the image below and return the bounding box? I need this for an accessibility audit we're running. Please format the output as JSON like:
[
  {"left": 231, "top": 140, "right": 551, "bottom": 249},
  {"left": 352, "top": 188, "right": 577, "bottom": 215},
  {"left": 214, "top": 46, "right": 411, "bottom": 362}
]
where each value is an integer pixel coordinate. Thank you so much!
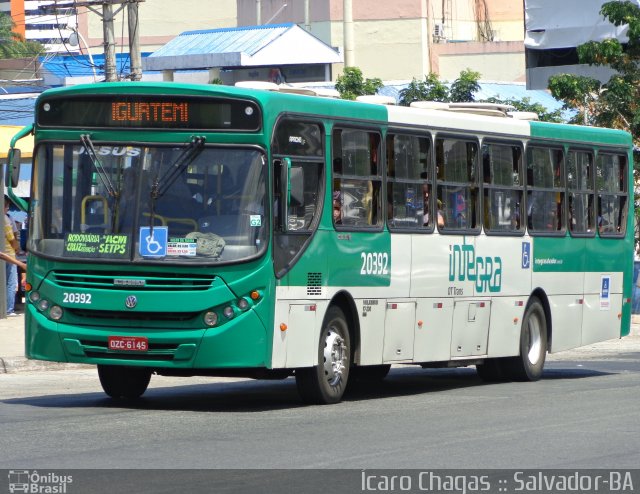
[{"left": 6, "top": 82, "right": 633, "bottom": 404}]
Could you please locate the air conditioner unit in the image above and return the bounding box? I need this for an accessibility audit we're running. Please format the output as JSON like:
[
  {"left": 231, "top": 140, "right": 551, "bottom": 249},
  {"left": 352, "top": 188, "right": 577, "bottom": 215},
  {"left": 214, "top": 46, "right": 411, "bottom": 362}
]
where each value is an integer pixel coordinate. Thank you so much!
[{"left": 433, "top": 23, "right": 445, "bottom": 38}]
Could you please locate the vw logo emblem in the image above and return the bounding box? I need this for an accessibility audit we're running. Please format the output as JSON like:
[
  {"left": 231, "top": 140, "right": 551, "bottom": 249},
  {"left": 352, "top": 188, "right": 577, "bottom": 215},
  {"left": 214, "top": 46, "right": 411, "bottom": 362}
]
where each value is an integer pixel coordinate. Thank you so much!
[{"left": 125, "top": 295, "right": 137, "bottom": 309}]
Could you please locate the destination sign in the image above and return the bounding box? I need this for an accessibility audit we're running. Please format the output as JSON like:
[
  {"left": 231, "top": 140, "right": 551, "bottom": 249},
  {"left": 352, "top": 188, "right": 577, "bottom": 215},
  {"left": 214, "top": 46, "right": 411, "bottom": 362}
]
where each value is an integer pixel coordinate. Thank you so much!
[
  {"left": 37, "top": 95, "right": 261, "bottom": 131},
  {"left": 64, "top": 233, "right": 130, "bottom": 259}
]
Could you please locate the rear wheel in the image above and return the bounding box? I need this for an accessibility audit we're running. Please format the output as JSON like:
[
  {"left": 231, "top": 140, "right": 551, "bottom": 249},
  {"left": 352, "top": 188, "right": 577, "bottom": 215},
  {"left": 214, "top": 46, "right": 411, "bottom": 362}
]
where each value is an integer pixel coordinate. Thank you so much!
[
  {"left": 98, "top": 365, "right": 152, "bottom": 399},
  {"left": 502, "top": 298, "right": 547, "bottom": 381},
  {"left": 296, "top": 306, "right": 351, "bottom": 404}
]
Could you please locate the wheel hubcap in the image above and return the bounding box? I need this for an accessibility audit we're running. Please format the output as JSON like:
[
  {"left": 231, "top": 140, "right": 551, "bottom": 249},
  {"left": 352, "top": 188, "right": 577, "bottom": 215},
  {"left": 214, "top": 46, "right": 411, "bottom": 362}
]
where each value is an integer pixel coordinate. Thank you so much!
[
  {"left": 323, "top": 328, "right": 347, "bottom": 387},
  {"left": 527, "top": 312, "right": 542, "bottom": 365}
]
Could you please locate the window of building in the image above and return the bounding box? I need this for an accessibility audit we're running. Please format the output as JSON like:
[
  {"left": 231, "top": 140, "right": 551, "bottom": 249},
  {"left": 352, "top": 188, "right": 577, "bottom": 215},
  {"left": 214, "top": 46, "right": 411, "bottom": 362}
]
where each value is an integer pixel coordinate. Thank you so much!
[
  {"left": 482, "top": 141, "right": 524, "bottom": 234},
  {"left": 526, "top": 146, "right": 565, "bottom": 235},
  {"left": 332, "top": 128, "right": 382, "bottom": 229},
  {"left": 436, "top": 137, "right": 479, "bottom": 232},
  {"left": 386, "top": 133, "right": 432, "bottom": 230}
]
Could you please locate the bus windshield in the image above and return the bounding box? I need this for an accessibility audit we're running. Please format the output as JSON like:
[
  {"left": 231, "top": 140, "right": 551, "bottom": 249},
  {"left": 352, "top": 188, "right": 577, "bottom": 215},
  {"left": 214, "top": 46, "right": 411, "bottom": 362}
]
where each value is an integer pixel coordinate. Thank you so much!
[{"left": 30, "top": 142, "right": 268, "bottom": 264}]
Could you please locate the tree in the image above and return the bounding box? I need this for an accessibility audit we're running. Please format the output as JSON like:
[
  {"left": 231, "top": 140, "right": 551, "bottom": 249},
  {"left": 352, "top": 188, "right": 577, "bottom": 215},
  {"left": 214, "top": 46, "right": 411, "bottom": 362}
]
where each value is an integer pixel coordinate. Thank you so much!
[
  {"left": 548, "top": 1, "right": 640, "bottom": 143},
  {"left": 0, "top": 12, "right": 43, "bottom": 59},
  {"left": 334, "top": 66, "right": 383, "bottom": 100},
  {"left": 547, "top": 1, "right": 640, "bottom": 249},
  {"left": 398, "top": 73, "right": 448, "bottom": 106},
  {"left": 484, "top": 96, "right": 564, "bottom": 123},
  {"left": 449, "top": 68, "right": 481, "bottom": 102}
]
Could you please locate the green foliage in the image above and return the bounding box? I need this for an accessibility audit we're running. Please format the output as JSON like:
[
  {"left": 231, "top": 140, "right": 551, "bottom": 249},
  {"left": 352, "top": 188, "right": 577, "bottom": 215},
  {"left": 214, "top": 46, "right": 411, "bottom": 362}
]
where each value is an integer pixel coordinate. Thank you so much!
[
  {"left": 449, "top": 68, "right": 481, "bottom": 102},
  {"left": 335, "top": 66, "right": 383, "bottom": 100},
  {"left": 485, "top": 96, "right": 564, "bottom": 123},
  {"left": 0, "top": 12, "right": 43, "bottom": 59},
  {"left": 398, "top": 73, "right": 448, "bottom": 106},
  {"left": 548, "top": 1, "right": 640, "bottom": 142},
  {"left": 548, "top": 1, "right": 640, "bottom": 248}
]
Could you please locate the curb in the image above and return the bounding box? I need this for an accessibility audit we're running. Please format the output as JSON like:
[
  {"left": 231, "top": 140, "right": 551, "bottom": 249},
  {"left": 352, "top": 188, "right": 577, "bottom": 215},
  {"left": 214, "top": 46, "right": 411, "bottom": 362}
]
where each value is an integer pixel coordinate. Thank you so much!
[{"left": 0, "top": 357, "right": 91, "bottom": 374}]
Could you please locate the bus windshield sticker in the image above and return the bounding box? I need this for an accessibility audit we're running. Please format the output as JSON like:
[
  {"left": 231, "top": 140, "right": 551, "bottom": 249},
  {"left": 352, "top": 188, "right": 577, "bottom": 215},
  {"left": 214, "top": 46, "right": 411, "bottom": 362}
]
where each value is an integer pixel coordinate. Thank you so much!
[
  {"left": 167, "top": 237, "right": 197, "bottom": 256},
  {"left": 250, "top": 215, "right": 262, "bottom": 227},
  {"left": 139, "top": 226, "right": 168, "bottom": 258},
  {"left": 64, "top": 233, "right": 130, "bottom": 258},
  {"left": 600, "top": 276, "right": 611, "bottom": 311}
]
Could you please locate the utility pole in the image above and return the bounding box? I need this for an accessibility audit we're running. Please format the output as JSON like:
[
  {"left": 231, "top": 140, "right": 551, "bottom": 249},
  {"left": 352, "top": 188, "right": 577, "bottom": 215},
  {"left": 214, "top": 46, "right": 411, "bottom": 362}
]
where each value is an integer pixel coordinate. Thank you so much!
[
  {"left": 102, "top": 2, "right": 117, "bottom": 81},
  {"left": 127, "top": 0, "right": 142, "bottom": 81},
  {"left": 46, "top": 0, "right": 144, "bottom": 82}
]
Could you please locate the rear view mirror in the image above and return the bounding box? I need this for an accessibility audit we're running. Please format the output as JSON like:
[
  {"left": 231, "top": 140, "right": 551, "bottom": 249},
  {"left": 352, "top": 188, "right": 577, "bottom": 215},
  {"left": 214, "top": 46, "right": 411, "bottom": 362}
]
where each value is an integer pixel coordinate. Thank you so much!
[{"left": 5, "top": 148, "right": 21, "bottom": 188}]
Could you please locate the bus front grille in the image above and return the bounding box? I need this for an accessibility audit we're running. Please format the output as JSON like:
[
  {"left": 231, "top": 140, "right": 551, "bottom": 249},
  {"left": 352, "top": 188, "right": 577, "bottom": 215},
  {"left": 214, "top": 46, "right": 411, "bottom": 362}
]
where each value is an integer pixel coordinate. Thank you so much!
[
  {"left": 52, "top": 270, "right": 215, "bottom": 291},
  {"left": 67, "top": 308, "right": 200, "bottom": 322}
]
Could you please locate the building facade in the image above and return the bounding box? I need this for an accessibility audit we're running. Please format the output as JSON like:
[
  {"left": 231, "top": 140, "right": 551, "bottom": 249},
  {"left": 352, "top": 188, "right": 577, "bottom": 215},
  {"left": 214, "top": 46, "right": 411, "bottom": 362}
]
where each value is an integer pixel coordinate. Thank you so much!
[
  {"left": 1, "top": 0, "right": 76, "bottom": 52},
  {"left": 5, "top": 0, "right": 526, "bottom": 83},
  {"left": 80, "top": 0, "right": 525, "bottom": 82}
]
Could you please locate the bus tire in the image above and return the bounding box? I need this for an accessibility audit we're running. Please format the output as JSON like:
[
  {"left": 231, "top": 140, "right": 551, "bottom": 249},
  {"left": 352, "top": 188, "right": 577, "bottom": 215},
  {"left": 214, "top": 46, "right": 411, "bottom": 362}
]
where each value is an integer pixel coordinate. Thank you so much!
[
  {"left": 354, "top": 364, "right": 391, "bottom": 381},
  {"left": 296, "top": 306, "right": 351, "bottom": 404},
  {"left": 98, "top": 365, "right": 152, "bottom": 399},
  {"left": 502, "top": 298, "right": 547, "bottom": 381}
]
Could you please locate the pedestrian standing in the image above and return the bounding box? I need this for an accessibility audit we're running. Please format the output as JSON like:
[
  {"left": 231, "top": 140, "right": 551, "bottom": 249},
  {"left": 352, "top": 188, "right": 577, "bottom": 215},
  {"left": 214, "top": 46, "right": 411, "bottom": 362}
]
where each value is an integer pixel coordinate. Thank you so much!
[{"left": 4, "top": 196, "right": 20, "bottom": 316}]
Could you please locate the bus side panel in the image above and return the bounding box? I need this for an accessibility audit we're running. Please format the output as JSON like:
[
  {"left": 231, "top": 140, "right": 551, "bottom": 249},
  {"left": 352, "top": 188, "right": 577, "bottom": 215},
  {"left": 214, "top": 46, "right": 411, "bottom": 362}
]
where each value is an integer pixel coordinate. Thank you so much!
[
  {"left": 532, "top": 273, "right": 584, "bottom": 353},
  {"left": 469, "top": 236, "right": 531, "bottom": 358},
  {"left": 582, "top": 272, "right": 624, "bottom": 346}
]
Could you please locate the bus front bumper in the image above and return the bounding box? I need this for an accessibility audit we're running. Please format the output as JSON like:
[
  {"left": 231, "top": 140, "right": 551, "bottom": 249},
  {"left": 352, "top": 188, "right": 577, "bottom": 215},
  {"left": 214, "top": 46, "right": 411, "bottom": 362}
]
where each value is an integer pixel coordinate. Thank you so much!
[{"left": 24, "top": 304, "right": 270, "bottom": 369}]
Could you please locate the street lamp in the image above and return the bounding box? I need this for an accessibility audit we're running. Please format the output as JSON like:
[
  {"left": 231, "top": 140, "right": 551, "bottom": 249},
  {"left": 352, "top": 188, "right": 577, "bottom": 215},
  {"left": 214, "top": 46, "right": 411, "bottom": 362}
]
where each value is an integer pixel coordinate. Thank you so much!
[{"left": 68, "top": 28, "right": 98, "bottom": 82}]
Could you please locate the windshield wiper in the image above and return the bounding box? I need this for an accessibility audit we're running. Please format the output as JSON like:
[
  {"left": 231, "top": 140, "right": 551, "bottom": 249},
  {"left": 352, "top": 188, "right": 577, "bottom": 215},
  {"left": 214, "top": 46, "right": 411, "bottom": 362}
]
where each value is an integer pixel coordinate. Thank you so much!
[
  {"left": 147, "top": 136, "right": 206, "bottom": 235},
  {"left": 151, "top": 136, "right": 206, "bottom": 200},
  {"left": 80, "top": 134, "right": 117, "bottom": 198}
]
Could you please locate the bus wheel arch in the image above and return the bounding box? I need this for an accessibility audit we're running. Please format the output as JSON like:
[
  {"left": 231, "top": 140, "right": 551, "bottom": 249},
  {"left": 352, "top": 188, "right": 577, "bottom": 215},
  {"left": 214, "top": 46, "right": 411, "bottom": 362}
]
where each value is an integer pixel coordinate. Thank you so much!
[
  {"left": 296, "top": 302, "right": 352, "bottom": 404},
  {"left": 327, "top": 291, "right": 360, "bottom": 366},
  {"left": 502, "top": 292, "right": 548, "bottom": 381},
  {"left": 530, "top": 288, "right": 552, "bottom": 351}
]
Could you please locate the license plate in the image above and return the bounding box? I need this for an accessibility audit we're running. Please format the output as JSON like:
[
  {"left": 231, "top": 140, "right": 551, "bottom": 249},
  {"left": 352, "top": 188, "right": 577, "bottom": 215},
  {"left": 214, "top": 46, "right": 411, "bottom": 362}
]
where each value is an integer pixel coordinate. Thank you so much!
[{"left": 108, "top": 336, "right": 149, "bottom": 352}]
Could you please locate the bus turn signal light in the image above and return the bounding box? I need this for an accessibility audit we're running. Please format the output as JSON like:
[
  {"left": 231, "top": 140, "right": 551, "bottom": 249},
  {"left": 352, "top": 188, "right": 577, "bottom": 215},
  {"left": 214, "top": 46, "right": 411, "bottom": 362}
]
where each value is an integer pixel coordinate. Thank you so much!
[
  {"left": 280, "top": 323, "right": 287, "bottom": 332},
  {"left": 250, "top": 290, "right": 260, "bottom": 301}
]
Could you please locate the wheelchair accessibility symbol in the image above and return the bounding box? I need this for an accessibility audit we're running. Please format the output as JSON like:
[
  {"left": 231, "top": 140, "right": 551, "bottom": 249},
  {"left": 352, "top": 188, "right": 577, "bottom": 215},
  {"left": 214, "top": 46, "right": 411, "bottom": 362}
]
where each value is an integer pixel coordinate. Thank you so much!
[
  {"left": 521, "top": 241, "right": 531, "bottom": 269},
  {"left": 139, "top": 226, "right": 168, "bottom": 257}
]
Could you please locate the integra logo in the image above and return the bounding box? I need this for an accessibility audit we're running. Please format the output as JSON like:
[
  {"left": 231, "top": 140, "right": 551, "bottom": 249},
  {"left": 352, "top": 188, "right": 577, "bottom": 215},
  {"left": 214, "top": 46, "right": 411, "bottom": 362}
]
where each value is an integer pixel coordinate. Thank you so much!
[{"left": 449, "top": 241, "right": 502, "bottom": 293}]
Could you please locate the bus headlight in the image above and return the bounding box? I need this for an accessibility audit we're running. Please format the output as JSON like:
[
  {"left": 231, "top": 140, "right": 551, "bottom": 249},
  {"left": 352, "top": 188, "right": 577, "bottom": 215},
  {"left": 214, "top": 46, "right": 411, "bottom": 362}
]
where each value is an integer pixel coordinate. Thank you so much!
[
  {"left": 29, "top": 291, "right": 41, "bottom": 303},
  {"left": 204, "top": 311, "right": 218, "bottom": 327},
  {"left": 237, "top": 298, "right": 249, "bottom": 310},
  {"left": 37, "top": 299, "right": 50, "bottom": 311},
  {"left": 49, "top": 305, "right": 63, "bottom": 320},
  {"left": 223, "top": 306, "right": 234, "bottom": 319}
]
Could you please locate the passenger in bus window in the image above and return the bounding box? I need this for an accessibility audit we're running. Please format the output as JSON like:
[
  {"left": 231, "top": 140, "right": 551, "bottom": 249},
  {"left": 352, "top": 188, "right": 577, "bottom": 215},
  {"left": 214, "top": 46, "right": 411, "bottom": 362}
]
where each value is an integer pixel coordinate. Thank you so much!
[{"left": 333, "top": 190, "right": 342, "bottom": 224}]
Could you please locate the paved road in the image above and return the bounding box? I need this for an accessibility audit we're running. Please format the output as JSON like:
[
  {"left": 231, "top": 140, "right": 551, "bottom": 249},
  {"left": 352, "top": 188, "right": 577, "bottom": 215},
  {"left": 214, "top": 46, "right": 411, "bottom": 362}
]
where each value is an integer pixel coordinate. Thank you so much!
[{"left": 1, "top": 339, "right": 639, "bottom": 471}]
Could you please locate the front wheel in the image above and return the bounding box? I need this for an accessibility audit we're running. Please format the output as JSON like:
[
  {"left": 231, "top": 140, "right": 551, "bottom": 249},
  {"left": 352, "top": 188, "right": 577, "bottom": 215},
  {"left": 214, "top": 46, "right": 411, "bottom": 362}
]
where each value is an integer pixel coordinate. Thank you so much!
[
  {"left": 502, "top": 298, "right": 547, "bottom": 381},
  {"left": 98, "top": 365, "right": 152, "bottom": 399},
  {"left": 296, "top": 306, "right": 351, "bottom": 404}
]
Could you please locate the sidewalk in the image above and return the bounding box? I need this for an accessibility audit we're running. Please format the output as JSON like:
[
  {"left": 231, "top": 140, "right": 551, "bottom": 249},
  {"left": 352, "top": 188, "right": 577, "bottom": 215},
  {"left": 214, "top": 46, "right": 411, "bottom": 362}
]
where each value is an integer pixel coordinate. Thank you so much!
[{"left": 2, "top": 309, "right": 640, "bottom": 374}]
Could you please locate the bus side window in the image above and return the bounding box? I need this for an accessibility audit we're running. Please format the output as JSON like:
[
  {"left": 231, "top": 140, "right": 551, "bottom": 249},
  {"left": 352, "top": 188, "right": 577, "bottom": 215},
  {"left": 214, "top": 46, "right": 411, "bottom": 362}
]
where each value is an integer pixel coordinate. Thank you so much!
[
  {"left": 332, "top": 128, "right": 383, "bottom": 229},
  {"left": 526, "top": 145, "right": 565, "bottom": 235},
  {"left": 596, "top": 153, "right": 627, "bottom": 236},
  {"left": 482, "top": 141, "right": 523, "bottom": 235},
  {"left": 436, "top": 137, "right": 479, "bottom": 233}
]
